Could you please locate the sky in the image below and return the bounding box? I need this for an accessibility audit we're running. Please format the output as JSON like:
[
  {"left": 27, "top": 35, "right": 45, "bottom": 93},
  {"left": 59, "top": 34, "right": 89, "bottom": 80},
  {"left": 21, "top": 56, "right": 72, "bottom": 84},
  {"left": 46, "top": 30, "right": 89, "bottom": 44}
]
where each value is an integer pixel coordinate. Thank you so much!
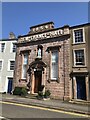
[{"left": 1, "top": 2, "right": 89, "bottom": 39}]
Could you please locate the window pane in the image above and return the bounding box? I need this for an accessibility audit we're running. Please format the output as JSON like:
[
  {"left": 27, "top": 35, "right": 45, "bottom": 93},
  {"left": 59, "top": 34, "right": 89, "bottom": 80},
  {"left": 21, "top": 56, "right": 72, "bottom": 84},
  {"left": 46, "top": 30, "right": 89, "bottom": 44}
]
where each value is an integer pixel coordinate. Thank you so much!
[
  {"left": 10, "top": 61, "right": 15, "bottom": 70},
  {"left": 22, "top": 53, "right": 28, "bottom": 78},
  {"left": 12, "top": 43, "right": 16, "bottom": 52},
  {"left": 51, "top": 51, "right": 58, "bottom": 79},
  {"left": 52, "top": 51, "right": 58, "bottom": 63},
  {"left": 0, "top": 61, "right": 2, "bottom": 70},
  {"left": 74, "top": 29, "right": 83, "bottom": 43},
  {"left": 22, "top": 65, "right": 27, "bottom": 78},
  {"left": 0, "top": 43, "right": 5, "bottom": 52},
  {"left": 75, "top": 50, "right": 84, "bottom": 65},
  {"left": 51, "top": 64, "right": 58, "bottom": 79},
  {"left": 24, "top": 54, "right": 28, "bottom": 64},
  {"left": 2, "top": 43, "right": 5, "bottom": 52}
]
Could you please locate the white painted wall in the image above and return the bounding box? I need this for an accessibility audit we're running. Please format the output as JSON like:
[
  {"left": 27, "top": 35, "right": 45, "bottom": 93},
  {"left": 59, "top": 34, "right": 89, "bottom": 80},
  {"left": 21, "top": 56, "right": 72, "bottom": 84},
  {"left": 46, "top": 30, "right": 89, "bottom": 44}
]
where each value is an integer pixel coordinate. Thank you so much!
[{"left": 0, "top": 39, "right": 17, "bottom": 93}]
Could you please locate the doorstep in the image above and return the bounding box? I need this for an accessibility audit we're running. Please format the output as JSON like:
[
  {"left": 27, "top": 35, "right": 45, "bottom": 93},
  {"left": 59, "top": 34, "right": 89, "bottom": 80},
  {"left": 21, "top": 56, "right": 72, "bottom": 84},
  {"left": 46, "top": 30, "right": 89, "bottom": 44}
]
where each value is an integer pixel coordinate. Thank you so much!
[{"left": 69, "top": 99, "right": 90, "bottom": 105}]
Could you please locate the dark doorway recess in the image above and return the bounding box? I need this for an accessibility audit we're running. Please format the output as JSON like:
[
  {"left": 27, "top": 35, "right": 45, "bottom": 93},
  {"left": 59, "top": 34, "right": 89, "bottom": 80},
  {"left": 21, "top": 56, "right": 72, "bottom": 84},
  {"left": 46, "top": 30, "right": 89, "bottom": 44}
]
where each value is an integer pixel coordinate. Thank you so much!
[
  {"left": 76, "top": 76, "right": 86, "bottom": 100},
  {"left": 7, "top": 78, "right": 13, "bottom": 94},
  {"left": 34, "top": 71, "right": 42, "bottom": 93}
]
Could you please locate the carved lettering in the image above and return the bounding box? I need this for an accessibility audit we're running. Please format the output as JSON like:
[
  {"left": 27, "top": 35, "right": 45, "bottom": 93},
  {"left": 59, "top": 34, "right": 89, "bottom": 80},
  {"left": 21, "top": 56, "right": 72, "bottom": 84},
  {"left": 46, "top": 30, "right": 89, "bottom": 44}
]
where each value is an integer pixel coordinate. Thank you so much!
[{"left": 19, "top": 29, "right": 64, "bottom": 43}]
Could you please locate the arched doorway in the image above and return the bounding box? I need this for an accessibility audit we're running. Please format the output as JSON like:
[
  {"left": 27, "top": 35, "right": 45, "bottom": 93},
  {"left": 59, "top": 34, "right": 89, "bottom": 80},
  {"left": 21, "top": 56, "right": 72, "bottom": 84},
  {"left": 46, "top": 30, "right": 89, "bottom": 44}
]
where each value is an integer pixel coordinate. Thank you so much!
[
  {"left": 28, "top": 59, "right": 47, "bottom": 94},
  {"left": 34, "top": 71, "right": 42, "bottom": 93}
]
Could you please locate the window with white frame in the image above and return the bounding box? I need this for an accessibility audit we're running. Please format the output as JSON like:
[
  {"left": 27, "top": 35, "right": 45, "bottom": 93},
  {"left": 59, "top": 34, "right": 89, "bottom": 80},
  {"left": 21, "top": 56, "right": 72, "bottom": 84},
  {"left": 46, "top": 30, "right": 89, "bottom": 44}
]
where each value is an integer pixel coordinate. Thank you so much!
[
  {"left": 0, "top": 43, "right": 5, "bottom": 52},
  {"left": 74, "top": 49, "right": 85, "bottom": 65},
  {"left": 0, "top": 61, "right": 2, "bottom": 71},
  {"left": 22, "top": 53, "right": 28, "bottom": 79},
  {"left": 51, "top": 50, "right": 58, "bottom": 80},
  {"left": 73, "top": 29, "right": 84, "bottom": 43},
  {"left": 10, "top": 61, "right": 15, "bottom": 70},
  {"left": 12, "top": 43, "right": 16, "bottom": 52}
]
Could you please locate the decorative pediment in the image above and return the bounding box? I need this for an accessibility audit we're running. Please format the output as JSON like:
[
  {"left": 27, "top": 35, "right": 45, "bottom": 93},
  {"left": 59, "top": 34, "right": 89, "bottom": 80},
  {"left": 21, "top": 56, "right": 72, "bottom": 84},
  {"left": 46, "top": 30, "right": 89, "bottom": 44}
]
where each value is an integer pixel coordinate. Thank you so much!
[
  {"left": 29, "top": 22, "right": 54, "bottom": 34},
  {"left": 27, "top": 60, "right": 47, "bottom": 75},
  {"left": 29, "top": 60, "right": 47, "bottom": 69}
]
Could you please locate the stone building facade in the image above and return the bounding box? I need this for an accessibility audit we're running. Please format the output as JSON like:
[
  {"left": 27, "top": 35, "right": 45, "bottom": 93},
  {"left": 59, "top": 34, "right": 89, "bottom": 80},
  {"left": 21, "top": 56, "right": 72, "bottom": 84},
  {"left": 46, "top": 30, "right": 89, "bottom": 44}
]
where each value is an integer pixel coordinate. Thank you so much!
[
  {"left": 13, "top": 22, "right": 90, "bottom": 101},
  {"left": 70, "top": 23, "right": 90, "bottom": 101},
  {"left": 13, "top": 22, "right": 70, "bottom": 100}
]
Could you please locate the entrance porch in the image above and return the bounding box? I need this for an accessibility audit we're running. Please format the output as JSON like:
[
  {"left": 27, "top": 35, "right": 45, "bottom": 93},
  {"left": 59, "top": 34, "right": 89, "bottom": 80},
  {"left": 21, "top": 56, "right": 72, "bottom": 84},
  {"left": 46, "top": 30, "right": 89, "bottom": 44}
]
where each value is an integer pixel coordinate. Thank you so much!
[
  {"left": 27, "top": 59, "right": 47, "bottom": 94},
  {"left": 70, "top": 72, "right": 90, "bottom": 101}
]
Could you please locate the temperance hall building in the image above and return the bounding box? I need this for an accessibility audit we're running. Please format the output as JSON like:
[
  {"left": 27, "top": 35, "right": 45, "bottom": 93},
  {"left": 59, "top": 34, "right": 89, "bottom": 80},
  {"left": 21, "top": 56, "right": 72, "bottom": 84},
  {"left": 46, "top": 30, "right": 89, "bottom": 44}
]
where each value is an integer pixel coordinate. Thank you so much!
[{"left": 13, "top": 22, "right": 90, "bottom": 101}]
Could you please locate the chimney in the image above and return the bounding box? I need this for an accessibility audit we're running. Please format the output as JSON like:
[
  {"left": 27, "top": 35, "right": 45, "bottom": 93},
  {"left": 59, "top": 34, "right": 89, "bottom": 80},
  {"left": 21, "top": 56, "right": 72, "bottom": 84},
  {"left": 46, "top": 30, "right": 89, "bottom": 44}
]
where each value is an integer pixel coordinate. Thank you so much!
[{"left": 9, "top": 32, "right": 16, "bottom": 39}]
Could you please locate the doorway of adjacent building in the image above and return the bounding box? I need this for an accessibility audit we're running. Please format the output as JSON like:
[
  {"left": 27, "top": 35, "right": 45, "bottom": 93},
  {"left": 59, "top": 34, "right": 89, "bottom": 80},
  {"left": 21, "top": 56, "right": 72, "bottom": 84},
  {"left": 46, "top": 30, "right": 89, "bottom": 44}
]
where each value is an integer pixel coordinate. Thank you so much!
[
  {"left": 76, "top": 76, "right": 86, "bottom": 100},
  {"left": 34, "top": 71, "right": 42, "bottom": 93},
  {"left": 7, "top": 77, "right": 13, "bottom": 94}
]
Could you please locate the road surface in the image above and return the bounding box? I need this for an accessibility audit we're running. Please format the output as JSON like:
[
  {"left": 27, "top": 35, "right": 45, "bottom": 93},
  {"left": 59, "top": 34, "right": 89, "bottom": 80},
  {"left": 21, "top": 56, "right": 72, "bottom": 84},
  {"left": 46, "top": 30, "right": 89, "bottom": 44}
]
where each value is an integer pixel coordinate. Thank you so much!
[{"left": 0, "top": 101, "right": 89, "bottom": 119}]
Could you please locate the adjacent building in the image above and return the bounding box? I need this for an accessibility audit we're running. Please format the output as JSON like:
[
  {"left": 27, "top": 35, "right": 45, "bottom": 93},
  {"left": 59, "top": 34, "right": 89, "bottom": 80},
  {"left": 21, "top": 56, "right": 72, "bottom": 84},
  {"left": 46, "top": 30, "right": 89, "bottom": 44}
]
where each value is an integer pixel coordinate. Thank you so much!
[
  {"left": 70, "top": 23, "right": 90, "bottom": 101},
  {"left": 13, "top": 22, "right": 90, "bottom": 101},
  {"left": 0, "top": 32, "right": 17, "bottom": 93}
]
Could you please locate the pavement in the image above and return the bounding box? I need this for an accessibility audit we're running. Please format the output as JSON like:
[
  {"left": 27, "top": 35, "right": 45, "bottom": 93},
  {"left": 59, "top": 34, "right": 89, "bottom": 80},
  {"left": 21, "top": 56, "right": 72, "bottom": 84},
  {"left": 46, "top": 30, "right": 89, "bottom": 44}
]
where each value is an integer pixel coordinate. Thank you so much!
[{"left": 1, "top": 93, "right": 90, "bottom": 116}]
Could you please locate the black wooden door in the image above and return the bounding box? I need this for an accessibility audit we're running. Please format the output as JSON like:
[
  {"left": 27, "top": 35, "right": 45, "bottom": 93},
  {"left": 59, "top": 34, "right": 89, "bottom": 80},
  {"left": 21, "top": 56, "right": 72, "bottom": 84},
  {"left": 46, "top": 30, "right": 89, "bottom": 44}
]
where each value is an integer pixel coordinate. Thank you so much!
[
  {"left": 7, "top": 78, "right": 13, "bottom": 94},
  {"left": 76, "top": 76, "right": 86, "bottom": 100}
]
